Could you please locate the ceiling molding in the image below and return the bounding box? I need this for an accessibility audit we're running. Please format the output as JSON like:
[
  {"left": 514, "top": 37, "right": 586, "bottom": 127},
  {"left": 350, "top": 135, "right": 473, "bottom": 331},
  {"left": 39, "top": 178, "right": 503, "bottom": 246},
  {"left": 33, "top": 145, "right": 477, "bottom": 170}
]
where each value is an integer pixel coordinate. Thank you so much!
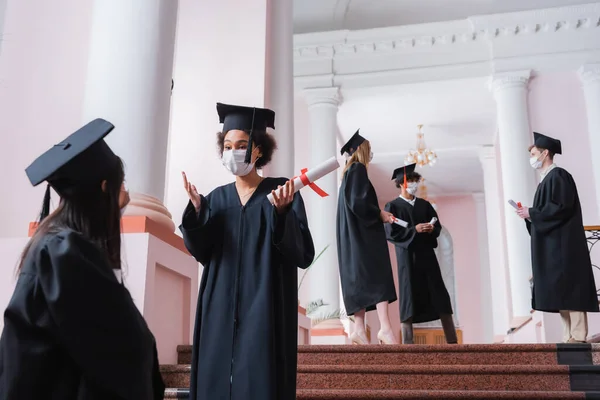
[{"left": 293, "top": 3, "right": 600, "bottom": 90}]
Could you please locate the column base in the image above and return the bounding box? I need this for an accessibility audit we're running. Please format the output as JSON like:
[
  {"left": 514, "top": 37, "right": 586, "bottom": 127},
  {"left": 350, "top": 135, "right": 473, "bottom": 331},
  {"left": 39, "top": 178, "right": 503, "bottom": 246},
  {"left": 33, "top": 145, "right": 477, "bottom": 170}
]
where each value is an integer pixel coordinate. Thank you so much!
[
  {"left": 311, "top": 319, "right": 350, "bottom": 345},
  {"left": 124, "top": 192, "right": 175, "bottom": 233}
]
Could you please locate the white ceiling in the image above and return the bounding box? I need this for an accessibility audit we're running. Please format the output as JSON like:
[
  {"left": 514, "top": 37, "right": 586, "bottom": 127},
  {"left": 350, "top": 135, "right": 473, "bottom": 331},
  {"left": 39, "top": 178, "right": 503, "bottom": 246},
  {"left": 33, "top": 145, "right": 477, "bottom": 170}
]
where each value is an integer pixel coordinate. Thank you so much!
[
  {"left": 334, "top": 77, "right": 497, "bottom": 200},
  {"left": 293, "top": 0, "right": 594, "bottom": 34}
]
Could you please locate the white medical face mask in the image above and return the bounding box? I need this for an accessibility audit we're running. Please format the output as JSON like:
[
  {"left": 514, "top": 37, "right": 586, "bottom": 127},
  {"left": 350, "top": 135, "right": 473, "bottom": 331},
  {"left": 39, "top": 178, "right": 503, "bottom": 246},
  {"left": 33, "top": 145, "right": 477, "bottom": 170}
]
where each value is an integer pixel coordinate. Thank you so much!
[
  {"left": 407, "top": 182, "right": 419, "bottom": 195},
  {"left": 222, "top": 149, "right": 255, "bottom": 176},
  {"left": 529, "top": 153, "right": 545, "bottom": 169}
]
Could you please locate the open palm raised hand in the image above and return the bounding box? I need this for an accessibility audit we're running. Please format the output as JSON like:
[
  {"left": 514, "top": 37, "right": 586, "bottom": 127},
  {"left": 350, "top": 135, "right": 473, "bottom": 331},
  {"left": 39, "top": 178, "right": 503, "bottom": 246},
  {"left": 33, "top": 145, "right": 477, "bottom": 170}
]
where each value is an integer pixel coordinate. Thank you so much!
[{"left": 182, "top": 171, "right": 201, "bottom": 212}]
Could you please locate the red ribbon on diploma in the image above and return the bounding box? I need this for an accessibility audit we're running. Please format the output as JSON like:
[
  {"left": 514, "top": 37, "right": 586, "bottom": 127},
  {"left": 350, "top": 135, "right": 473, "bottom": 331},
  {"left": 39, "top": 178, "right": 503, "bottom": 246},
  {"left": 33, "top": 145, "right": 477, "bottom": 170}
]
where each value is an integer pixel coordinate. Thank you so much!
[{"left": 297, "top": 168, "right": 329, "bottom": 198}]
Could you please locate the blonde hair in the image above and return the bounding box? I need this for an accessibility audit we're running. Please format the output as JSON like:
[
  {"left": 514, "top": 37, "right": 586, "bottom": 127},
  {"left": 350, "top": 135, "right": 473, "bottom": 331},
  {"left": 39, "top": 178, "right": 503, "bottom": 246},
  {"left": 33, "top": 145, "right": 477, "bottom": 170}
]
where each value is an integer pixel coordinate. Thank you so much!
[{"left": 342, "top": 140, "right": 371, "bottom": 176}]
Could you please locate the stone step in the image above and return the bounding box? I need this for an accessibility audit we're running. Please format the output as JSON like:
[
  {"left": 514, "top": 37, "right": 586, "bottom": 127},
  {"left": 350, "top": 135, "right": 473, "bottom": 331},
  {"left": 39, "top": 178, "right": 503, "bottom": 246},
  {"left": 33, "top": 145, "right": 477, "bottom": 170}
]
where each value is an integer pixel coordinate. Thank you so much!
[
  {"left": 296, "top": 389, "right": 600, "bottom": 399},
  {"left": 176, "top": 343, "right": 600, "bottom": 366},
  {"left": 163, "top": 388, "right": 600, "bottom": 399},
  {"left": 160, "top": 364, "right": 600, "bottom": 391}
]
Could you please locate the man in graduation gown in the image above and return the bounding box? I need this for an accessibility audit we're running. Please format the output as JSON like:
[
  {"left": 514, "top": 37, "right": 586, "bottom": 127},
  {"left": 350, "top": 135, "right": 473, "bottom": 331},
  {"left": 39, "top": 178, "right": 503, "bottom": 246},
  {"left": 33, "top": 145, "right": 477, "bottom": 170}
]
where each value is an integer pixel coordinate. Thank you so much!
[
  {"left": 384, "top": 164, "right": 457, "bottom": 344},
  {"left": 516, "top": 132, "right": 598, "bottom": 343}
]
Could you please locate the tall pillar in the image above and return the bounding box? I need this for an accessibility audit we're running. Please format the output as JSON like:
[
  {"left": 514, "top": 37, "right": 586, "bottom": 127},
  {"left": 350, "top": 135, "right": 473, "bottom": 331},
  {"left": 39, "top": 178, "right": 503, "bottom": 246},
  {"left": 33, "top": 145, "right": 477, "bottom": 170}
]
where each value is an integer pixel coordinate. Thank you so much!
[
  {"left": 303, "top": 87, "right": 341, "bottom": 328},
  {"left": 478, "top": 146, "right": 512, "bottom": 339},
  {"left": 263, "top": 0, "right": 294, "bottom": 179},
  {"left": 472, "top": 192, "right": 494, "bottom": 343},
  {"left": 579, "top": 64, "right": 600, "bottom": 219},
  {"left": 490, "top": 70, "right": 537, "bottom": 318},
  {"left": 81, "top": 0, "right": 178, "bottom": 232}
]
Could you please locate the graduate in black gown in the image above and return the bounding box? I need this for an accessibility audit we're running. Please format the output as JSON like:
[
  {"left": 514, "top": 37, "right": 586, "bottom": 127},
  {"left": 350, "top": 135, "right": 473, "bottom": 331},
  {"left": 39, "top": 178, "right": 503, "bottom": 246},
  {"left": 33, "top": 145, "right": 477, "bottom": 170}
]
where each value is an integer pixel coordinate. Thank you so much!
[
  {"left": 384, "top": 164, "right": 457, "bottom": 345},
  {"left": 516, "top": 132, "right": 598, "bottom": 343},
  {"left": 0, "top": 119, "right": 165, "bottom": 399},
  {"left": 180, "top": 103, "right": 315, "bottom": 400},
  {"left": 336, "top": 130, "right": 399, "bottom": 345}
]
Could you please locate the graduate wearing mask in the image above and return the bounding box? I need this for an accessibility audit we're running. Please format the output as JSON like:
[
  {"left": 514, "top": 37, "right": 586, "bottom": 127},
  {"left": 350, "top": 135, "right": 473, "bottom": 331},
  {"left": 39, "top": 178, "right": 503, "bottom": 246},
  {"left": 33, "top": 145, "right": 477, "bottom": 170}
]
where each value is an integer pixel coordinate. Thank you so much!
[
  {"left": 516, "top": 132, "right": 598, "bottom": 343},
  {"left": 336, "top": 130, "right": 399, "bottom": 345},
  {"left": 0, "top": 120, "right": 164, "bottom": 399},
  {"left": 180, "top": 103, "right": 315, "bottom": 400},
  {"left": 384, "top": 164, "right": 457, "bottom": 345}
]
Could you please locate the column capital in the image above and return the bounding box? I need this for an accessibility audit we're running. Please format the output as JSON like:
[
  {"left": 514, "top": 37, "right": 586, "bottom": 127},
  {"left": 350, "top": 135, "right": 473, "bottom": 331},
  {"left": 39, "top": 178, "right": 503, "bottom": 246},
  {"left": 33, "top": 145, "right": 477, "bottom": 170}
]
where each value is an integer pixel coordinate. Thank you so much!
[
  {"left": 489, "top": 70, "right": 531, "bottom": 94},
  {"left": 303, "top": 87, "right": 341, "bottom": 108},
  {"left": 478, "top": 145, "right": 496, "bottom": 163},
  {"left": 578, "top": 64, "right": 600, "bottom": 86}
]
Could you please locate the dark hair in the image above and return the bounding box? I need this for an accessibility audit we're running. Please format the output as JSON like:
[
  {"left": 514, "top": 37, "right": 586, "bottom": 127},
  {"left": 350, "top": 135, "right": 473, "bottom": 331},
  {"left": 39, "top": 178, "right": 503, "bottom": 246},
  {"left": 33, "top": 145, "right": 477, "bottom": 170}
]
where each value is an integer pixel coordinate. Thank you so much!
[
  {"left": 17, "top": 157, "right": 125, "bottom": 274},
  {"left": 216, "top": 130, "right": 277, "bottom": 169},
  {"left": 395, "top": 171, "right": 422, "bottom": 188},
  {"left": 528, "top": 145, "right": 555, "bottom": 160}
]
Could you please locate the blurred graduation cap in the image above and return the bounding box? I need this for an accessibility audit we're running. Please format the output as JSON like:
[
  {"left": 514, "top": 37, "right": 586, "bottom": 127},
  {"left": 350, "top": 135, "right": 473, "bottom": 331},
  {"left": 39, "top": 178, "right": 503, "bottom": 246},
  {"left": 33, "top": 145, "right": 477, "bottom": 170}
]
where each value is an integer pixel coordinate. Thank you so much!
[
  {"left": 392, "top": 163, "right": 417, "bottom": 188},
  {"left": 391, "top": 163, "right": 416, "bottom": 181},
  {"left": 340, "top": 130, "right": 366, "bottom": 156},
  {"left": 217, "top": 102, "right": 276, "bottom": 164},
  {"left": 533, "top": 132, "right": 562, "bottom": 155},
  {"left": 25, "top": 118, "right": 118, "bottom": 221}
]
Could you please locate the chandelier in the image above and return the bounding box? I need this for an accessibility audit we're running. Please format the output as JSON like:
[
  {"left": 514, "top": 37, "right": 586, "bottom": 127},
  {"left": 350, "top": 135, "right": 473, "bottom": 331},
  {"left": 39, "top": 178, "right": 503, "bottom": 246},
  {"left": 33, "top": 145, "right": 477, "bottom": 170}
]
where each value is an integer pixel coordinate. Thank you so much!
[{"left": 404, "top": 124, "right": 437, "bottom": 167}]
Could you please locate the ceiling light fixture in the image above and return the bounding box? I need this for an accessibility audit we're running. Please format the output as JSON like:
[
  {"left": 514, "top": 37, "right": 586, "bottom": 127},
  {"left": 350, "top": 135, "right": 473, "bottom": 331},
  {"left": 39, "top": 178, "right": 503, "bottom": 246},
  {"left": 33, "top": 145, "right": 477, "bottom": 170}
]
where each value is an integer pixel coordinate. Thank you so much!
[{"left": 404, "top": 124, "right": 437, "bottom": 167}]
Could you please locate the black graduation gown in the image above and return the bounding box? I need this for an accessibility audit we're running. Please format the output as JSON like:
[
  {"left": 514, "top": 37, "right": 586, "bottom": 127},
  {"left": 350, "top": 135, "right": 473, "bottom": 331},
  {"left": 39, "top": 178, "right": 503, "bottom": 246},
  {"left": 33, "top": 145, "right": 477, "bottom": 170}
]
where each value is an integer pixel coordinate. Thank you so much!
[
  {"left": 384, "top": 197, "right": 453, "bottom": 323},
  {"left": 180, "top": 177, "right": 314, "bottom": 400},
  {"left": 0, "top": 229, "right": 165, "bottom": 400},
  {"left": 526, "top": 166, "right": 599, "bottom": 313},
  {"left": 336, "top": 162, "right": 397, "bottom": 316}
]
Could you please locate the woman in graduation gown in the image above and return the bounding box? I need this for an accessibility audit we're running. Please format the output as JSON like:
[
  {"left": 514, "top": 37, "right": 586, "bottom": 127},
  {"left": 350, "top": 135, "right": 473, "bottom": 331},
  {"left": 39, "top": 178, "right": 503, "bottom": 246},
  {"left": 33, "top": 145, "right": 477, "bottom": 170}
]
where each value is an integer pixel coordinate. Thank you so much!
[
  {"left": 180, "top": 103, "right": 315, "bottom": 400},
  {"left": 336, "top": 130, "right": 398, "bottom": 345},
  {"left": 517, "top": 132, "right": 598, "bottom": 343},
  {"left": 384, "top": 165, "right": 457, "bottom": 345},
  {"left": 0, "top": 119, "right": 165, "bottom": 400}
]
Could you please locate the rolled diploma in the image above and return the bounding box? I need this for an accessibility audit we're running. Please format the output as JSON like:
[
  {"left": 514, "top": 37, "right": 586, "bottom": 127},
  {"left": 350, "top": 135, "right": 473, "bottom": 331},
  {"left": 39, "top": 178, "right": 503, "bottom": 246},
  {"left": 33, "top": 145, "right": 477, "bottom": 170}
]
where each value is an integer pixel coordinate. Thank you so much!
[
  {"left": 393, "top": 217, "right": 408, "bottom": 228},
  {"left": 429, "top": 217, "right": 437, "bottom": 225},
  {"left": 267, "top": 156, "right": 340, "bottom": 204}
]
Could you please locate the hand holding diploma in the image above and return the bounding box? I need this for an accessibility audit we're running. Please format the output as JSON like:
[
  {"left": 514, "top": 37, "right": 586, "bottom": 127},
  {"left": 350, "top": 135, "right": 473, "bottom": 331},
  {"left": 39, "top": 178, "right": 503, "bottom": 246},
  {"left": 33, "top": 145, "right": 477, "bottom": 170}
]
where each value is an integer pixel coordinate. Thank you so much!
[
  {"left": 267, "top": 157, "right": 340, "bottom": 204},
  {"left": 271, "top": 179, "right": 295, "bottom": 214},
  {"left": 380, "top": 210, "right": 396, "bottom": 224},
  {"left": 509, "top": 199, "right": 531, "bottom": 221}
]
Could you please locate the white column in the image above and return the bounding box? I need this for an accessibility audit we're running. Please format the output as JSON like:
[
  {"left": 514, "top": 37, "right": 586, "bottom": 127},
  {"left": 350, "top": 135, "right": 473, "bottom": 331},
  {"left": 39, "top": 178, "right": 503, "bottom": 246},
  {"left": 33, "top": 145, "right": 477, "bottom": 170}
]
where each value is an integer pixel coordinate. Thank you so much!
[
  {"left": 263, "top": 0, "right": 294, "bottom": 179},
  {"left": 490, "top": 70, "right": 537, "bottom": 318},
  {"left": 472, "top": 192, "right": 494, "bottom": 343},
  {"left": 303, "top": 87, "right": 341, "bottom": 328},
  {"left": 82, "top": 0, "right": 178, "bottom": 231},
  {"left": 579, "top": 64, "right": 600, "bottom": 219},
  {"left": 478, "top": 146, "right": 512, "bottom": 339}
]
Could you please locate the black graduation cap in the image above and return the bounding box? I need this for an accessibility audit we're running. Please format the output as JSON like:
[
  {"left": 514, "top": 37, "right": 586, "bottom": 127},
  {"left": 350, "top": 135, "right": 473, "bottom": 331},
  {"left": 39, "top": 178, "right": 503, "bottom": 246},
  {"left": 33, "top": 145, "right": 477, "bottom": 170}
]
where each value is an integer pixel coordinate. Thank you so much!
[
  {"left": 533, "top": 132, "right": 562, "bottom": 155},
  {"left": 391, "top": 163, "right": 416, "bottom": 181},
  {"left": 216, "top": 102, "right": 276, "bottom": 164},
  {"left": 340, "top": 130, "right": 366, "bottom": 156},
  {"left": 25, "top": 118, "right": 118, "bottom": 221}
]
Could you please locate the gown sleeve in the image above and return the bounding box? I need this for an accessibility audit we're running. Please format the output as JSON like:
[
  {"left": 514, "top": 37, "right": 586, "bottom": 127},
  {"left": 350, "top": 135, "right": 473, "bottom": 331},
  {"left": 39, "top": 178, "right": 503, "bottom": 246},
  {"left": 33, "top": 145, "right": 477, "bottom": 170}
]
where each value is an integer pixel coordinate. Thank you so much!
[
  {"left": 384, "top": 201, "right": 416, "bottom": 249},
  {"left": 343, "top": 163, "right": 381, "bottom": 226},
  {"left": 38, "top": 231, "right": 163, "bottom": 399},
  {"left": 528, "top": 170, "right": 576, "bottom": 234},
  {"left": 180, "top": 195, "right": 215, "bottom": 265},
  {"left": 272, "top": 192, "right": 315, "bottom": 269},
  {"left": 425, "top": 201, "right": 442, "bottom": 246}
]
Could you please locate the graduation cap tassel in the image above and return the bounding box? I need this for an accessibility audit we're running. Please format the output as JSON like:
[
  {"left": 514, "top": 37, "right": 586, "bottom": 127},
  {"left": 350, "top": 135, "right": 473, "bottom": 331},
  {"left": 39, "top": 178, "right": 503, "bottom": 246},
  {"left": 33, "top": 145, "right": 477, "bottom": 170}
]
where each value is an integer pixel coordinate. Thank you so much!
[
  {"left": 403, "top": 172, "right": 407, "bottom": 189},
  {"left": 244, "top": 108, "right": 257, "bottom": 164},
  {"left": 39, "top": 184, "right": 51, "bottom": 222}
]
